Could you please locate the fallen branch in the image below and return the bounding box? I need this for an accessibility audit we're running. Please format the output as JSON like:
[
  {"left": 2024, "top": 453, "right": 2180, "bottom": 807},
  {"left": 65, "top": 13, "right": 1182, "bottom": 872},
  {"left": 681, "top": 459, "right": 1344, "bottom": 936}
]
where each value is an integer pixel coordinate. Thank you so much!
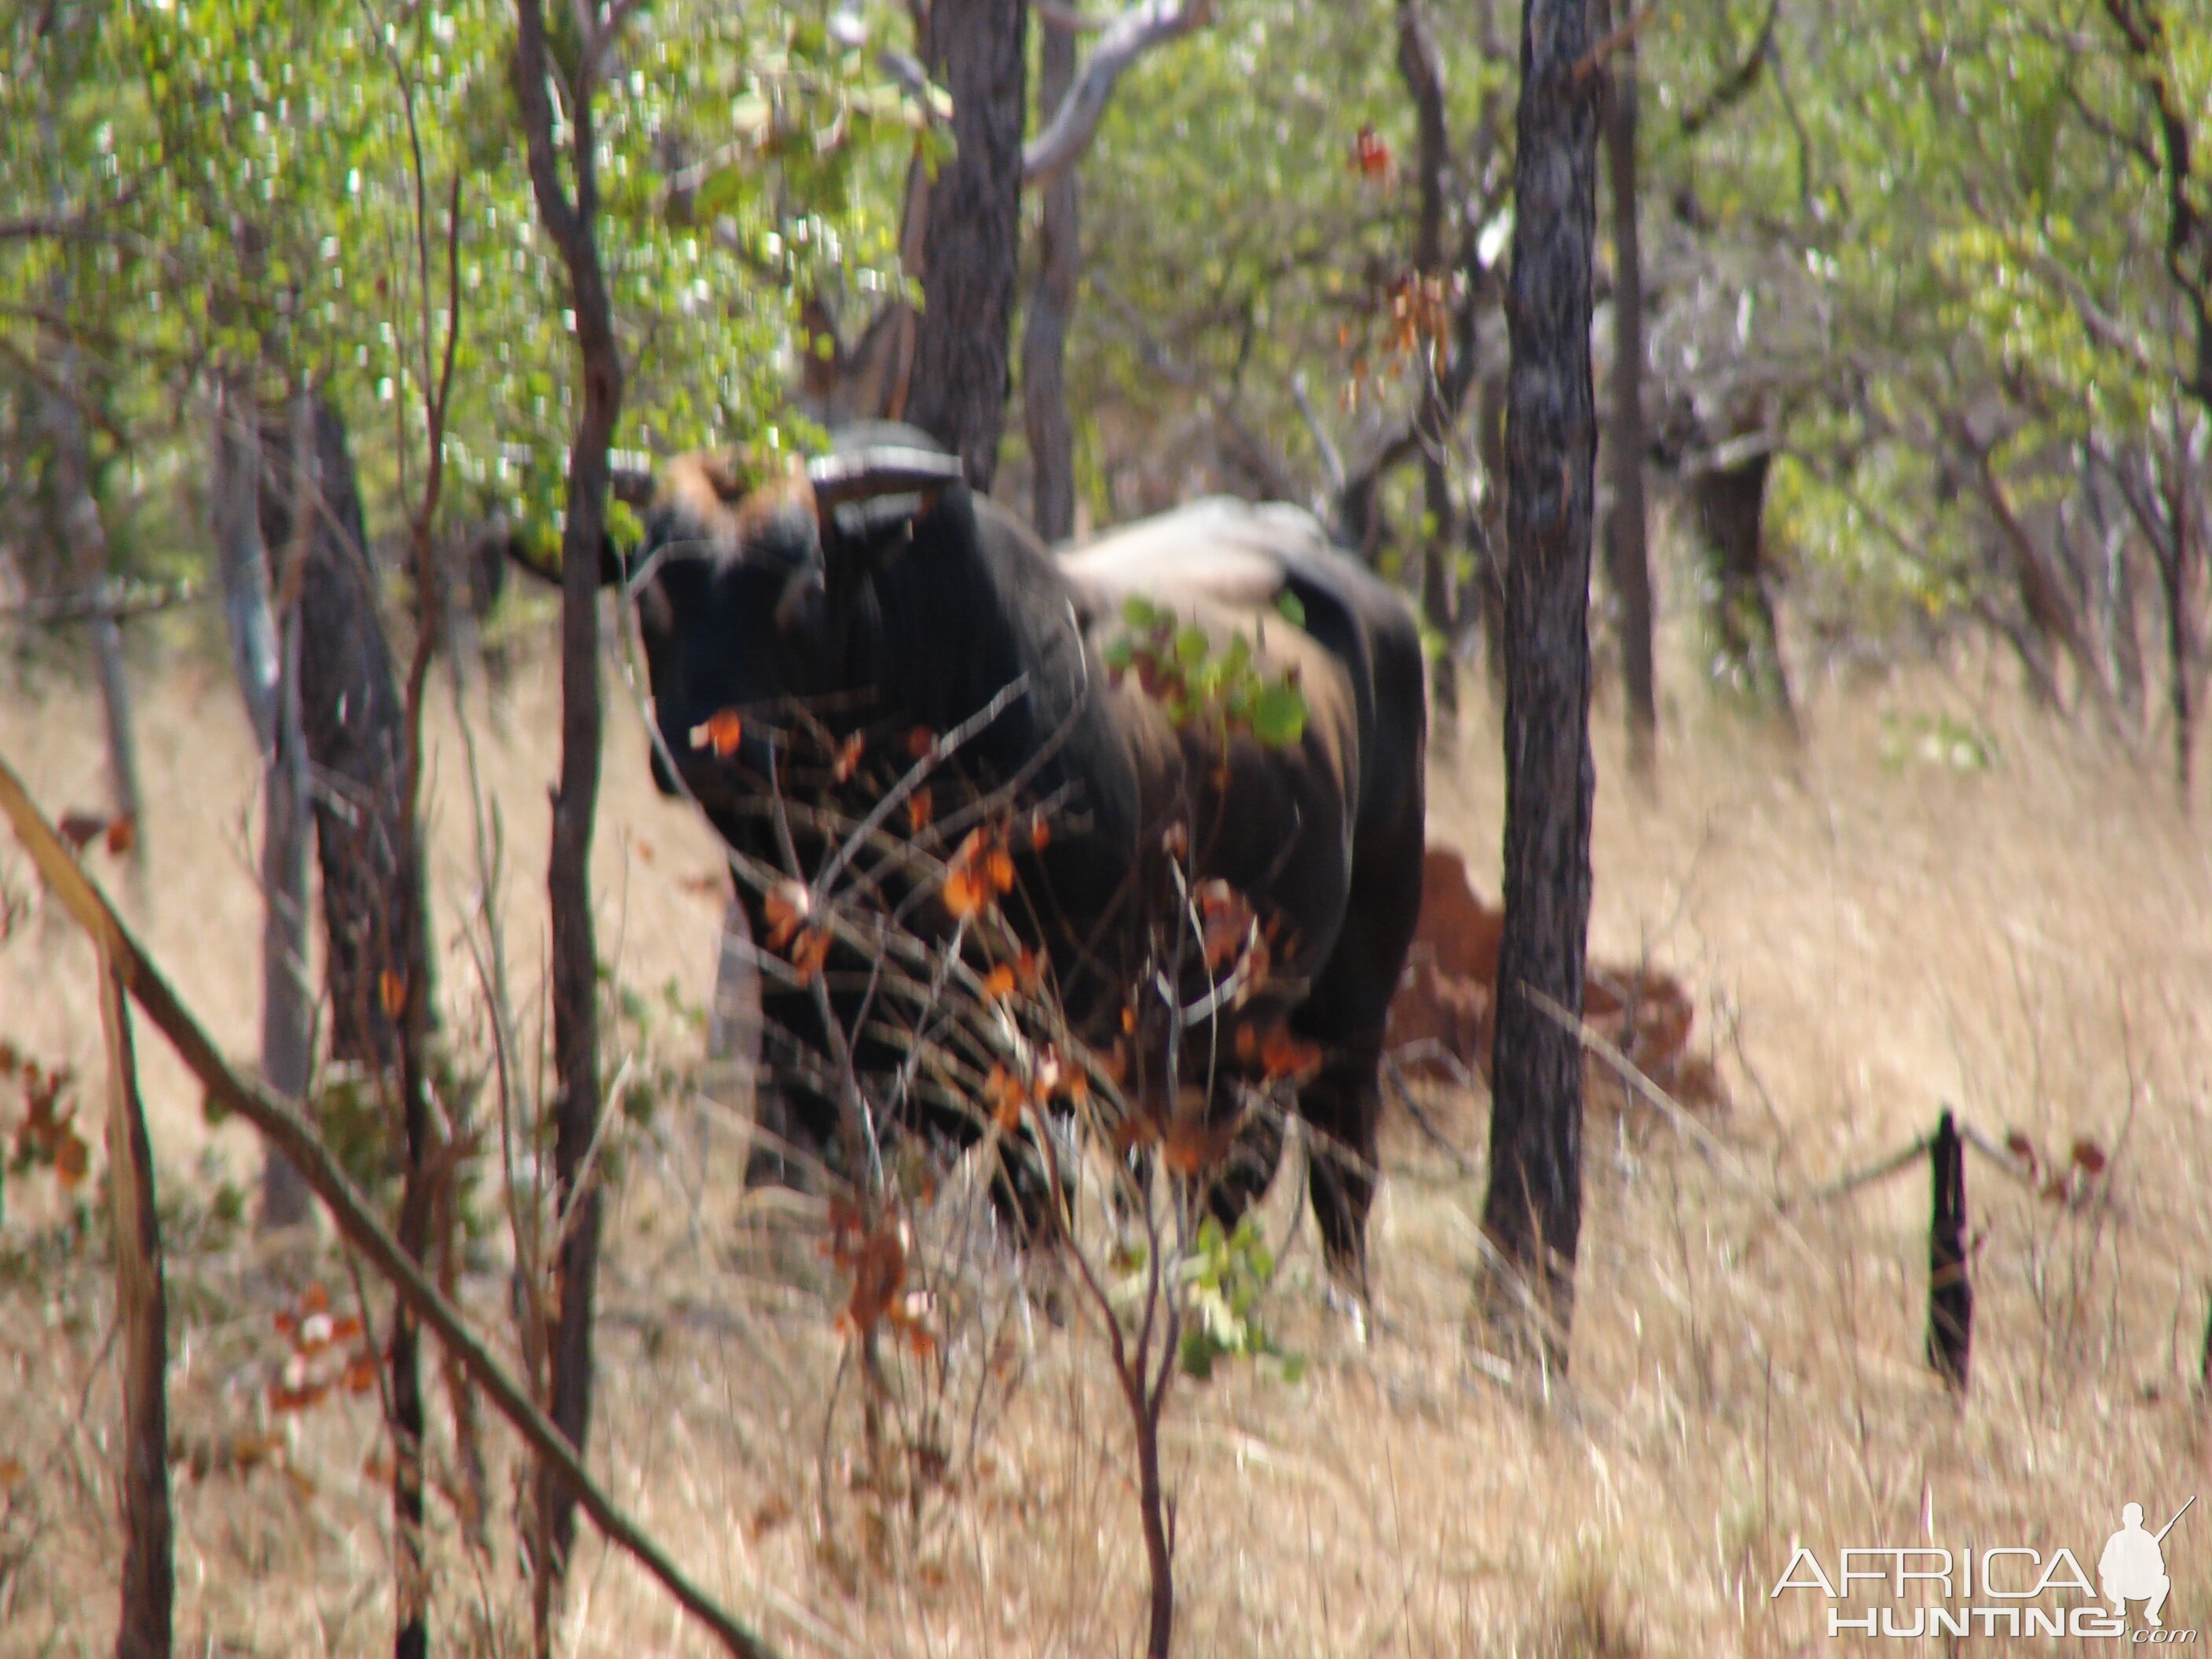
[{"left": 0, "top": 753, "right": 780, "bottom": 1659}]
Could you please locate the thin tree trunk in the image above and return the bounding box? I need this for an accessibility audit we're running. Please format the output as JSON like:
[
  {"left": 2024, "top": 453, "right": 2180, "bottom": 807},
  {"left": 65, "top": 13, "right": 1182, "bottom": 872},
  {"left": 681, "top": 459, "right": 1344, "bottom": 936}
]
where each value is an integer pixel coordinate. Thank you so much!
[
  {"left": 42, "top": 361, "right": 143, "bottom": 846},
  {"left": 1601, "top": 14, "right": 1657, "bottom": 783},
  {"left": 906, "top": 0, "right": 1030, "bottom": 490},
  {"left": 515, "top": 5, "right": 618, "bottom": 1644},
  {"left": 212, "top": 382, "right": 317, "bottom": 1228},
  {"left": 100, "top": 952, "right": 173, "bottom": 1659},
  {"left": 1397, "top": 0, "right": 1459, "bottom": 719},
  {"left": 2160, "top": 420, "right": 2196, "bottom": 801},
  {"left": 1480, "top": 0, "right": 1600, "bottom": 1372},
  {"left": 1022, "top": 10, "right": 1081, "bottom": 540}
]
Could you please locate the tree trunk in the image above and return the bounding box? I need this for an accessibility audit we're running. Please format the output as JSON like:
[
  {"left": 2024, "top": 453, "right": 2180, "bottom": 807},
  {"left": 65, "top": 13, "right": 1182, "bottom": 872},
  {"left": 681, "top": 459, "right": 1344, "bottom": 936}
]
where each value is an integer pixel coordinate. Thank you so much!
[
  {"left": 42, "top": 360, "right": 143, "bottom": 848},
  {"left": 1397, "top": 0, "right": 1459, "bottom": 719},
  {"left": 257, "top": 397, "right": 420, "bottom": 1071},
  {"left": 1480, "top": 0, "right": 1600, "bottom": 1373},
  {"left": 515, "top": 5, "right": 617, "bottom": 1643},
  {"left": 212, "top": 381, "right": 316, "bottom": 1229},
  {"left": 1021, "top": 10, "right": 1081, "bottom": 540},
  {"left": 1690, "top": 449, "right": 1796, "bottom": 729},
  {"left": 1600, "top": 16, "right": 1657, "bottom": 784},
  {"left": 906, "top": 0, "right": 1030, "bottom": 491}
]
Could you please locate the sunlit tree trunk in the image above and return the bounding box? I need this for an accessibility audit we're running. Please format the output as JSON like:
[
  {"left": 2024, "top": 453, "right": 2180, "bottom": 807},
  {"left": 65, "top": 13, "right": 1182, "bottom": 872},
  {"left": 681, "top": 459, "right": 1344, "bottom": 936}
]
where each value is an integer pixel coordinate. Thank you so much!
[
  {"left": 1021, "top": 9, "right": 1080, "bottom": 540},
  {"left": 1601, "top": 8, "right": 1657, "bottom": 783}
]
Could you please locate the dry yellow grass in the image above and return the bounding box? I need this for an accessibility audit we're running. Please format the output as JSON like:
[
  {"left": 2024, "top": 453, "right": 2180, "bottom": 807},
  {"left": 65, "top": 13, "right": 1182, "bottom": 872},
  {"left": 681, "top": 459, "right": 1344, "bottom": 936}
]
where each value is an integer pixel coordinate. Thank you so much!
[{"left": 4, "top": 634, "right": 2211, "bottom": 1658}]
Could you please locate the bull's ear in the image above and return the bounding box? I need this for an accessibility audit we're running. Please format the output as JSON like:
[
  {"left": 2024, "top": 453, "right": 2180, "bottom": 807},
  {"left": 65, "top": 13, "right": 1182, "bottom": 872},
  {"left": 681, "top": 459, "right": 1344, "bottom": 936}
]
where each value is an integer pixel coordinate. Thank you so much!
[{"left": 806, "top": 445, "right": 966, "bottom": 512}]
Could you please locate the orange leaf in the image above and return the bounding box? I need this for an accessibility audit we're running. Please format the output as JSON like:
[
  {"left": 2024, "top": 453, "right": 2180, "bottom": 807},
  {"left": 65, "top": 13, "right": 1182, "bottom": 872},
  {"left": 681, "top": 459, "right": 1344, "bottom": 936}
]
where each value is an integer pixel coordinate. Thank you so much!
[
  {"left": 330, "top": 1315, "right": 364, "bottom": 1344},
  {"left": 790, "top": 927, "right": 831, "bottom": 986},
  {"left": 690, "top": 709, "right": 744, "bottom": 757},
  {"left": 1196, "top": 879, "right": 1254, "bottom": 972},
  {"left": 1012, "top": 947, "right": 1042, "bottom": 993},
  {"left": 985, "top": 847, "right": 1016, "bottom": 894},
  {"left": 1163, "top": 1116, "right": 1233, "bottom": 1177},
  {"left": 764, "top": 879, "right": 811, "bottom": 949},
  {"left": 343, "top": 1355, "right": 379, "bottom": 1394},
  {"left": 981, "top": 963, "right": 1017, "bottom": 1002},
  {"left": 844, "top": 1223, "right": 909, "bottom": 1334},
  {"left": 1351, "top": 123, "right": 1393, "bottom": 179},
  {"left": 986, "top": 1065, "right": 1025, "bottom": 1133},
  {"left": 906, "top": 786, "right": 935, "bottom": 830},
  {"left": 1027, "top": 811, "right": 1052, "bottom": 850},
  {"left": 379, "top": 969, "right": 408, "bottom": 1020},
  {"left": 302, "top": 1283, "right": 331, "bottom": 1313},
  {"left": 53, "top": 1130, "right": 88, "bottom": 1191},
  {"left": 1259, "top": 1025, "right": 1323, "bottom": 1081},
  {"left": 906, "top": 725, "right": 936, "bottom": 760},
  {"left": 833, "top": 732, "right": 866, "bottom": 782},
  {"left": 942, "top": 867, "right": 989, "bottom": 920},
  {"left": 104, "top": 816, "right": 137, "bottom": 856}
]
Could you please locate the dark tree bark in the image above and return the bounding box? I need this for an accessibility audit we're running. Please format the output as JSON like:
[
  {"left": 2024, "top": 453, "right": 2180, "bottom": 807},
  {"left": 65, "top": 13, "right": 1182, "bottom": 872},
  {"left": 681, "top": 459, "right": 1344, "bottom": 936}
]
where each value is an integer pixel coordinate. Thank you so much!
[
  {"left": 1021, "top": 10, "right": 1081, "bottom": 540},
  {"left": 255, "top": 397, "right": 421, "bottom": 1071},
  {"left": 515, "top": 4, "right": 618, "bottom": 1646},
  {"left": 1600, "top": 11, "right": 1657, "bottom": 783},
  {"left": 1480, "top": 0, "right": 1601, "bottom": 1372},
  {"left": 1397, "top": 0, "right": 1459, "bottom": 718},
  {"left": 1690, "top": 445, "right": 1796, "bottom": 727},
  {"left": 905, "top": 0, "right": 1030, "bottom": 490}
]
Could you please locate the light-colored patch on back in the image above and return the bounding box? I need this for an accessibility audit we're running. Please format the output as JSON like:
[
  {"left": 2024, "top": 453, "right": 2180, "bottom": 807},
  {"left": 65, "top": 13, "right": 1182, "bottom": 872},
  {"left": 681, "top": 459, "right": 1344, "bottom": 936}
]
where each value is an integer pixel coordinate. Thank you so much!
[{"left": 1060, "top": 496, "right": 1329, "bottom": 614}]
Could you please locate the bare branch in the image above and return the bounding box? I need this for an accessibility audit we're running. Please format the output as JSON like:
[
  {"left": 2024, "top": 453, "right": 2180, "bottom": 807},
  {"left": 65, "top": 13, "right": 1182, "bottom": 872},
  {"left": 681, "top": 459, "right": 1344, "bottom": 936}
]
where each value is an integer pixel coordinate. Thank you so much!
[{"left": 1024, "top": 0, "right": 1213, "bottom": 187}]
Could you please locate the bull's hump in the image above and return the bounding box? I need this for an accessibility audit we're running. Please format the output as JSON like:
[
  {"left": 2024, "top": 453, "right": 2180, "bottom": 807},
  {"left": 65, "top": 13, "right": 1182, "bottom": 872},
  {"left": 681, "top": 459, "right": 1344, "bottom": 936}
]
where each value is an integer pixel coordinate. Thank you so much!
[{"left": 1058, "top": 496, "right": 1329, "bottom": 614}]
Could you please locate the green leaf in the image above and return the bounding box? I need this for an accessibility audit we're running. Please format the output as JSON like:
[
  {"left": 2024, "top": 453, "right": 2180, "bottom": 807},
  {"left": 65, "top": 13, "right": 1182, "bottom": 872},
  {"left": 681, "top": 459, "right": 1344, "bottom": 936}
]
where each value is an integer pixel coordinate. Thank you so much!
[
  {"left": 1250, "top": 679, "right": 1309, "bottom": 748},
  {"left": 1273, "top": 590, "right": 1306, "bottom": 628}
]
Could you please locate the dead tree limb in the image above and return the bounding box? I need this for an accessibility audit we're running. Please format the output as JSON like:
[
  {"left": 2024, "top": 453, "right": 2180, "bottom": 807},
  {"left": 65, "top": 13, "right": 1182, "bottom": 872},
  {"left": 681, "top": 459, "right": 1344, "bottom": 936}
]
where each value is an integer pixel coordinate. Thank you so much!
[{"left": 97, "top": 949, "right": 172, "bottom": 1659}]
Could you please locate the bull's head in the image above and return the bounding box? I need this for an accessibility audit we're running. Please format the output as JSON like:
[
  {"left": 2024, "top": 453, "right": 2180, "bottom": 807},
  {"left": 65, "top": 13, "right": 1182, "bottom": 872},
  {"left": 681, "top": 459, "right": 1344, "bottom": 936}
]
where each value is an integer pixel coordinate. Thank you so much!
[{"left": 606, "top": 427, "right": 965, "bottom": 814}]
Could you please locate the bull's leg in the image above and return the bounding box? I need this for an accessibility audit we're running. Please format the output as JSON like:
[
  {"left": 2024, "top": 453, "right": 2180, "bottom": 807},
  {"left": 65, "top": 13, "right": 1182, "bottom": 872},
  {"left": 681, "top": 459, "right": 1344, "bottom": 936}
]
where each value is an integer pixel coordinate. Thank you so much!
[
  {"left": 1291, "top": 831, "right": 1426, "bottom": 1294},
  {"left": 1207, "top": 1105, "right": 1286, "bottom": 1236}
]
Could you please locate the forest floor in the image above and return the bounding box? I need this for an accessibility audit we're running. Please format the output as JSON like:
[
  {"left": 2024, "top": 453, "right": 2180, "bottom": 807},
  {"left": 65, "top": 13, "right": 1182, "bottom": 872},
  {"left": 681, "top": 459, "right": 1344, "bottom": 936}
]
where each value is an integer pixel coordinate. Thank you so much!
[{"left": 3, "top": 629, "right": 2210, "bottom": 1657}]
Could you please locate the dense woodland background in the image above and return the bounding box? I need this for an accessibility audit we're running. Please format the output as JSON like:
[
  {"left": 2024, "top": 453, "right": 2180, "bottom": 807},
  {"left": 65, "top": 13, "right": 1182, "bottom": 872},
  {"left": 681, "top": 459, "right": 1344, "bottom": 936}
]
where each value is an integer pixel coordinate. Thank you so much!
[
  {"left": 4, "top": 0, "right": 2207, "bottom": 777},
  {"left": 3, "top": 2, "right": 2212, "bottom": 1656}
]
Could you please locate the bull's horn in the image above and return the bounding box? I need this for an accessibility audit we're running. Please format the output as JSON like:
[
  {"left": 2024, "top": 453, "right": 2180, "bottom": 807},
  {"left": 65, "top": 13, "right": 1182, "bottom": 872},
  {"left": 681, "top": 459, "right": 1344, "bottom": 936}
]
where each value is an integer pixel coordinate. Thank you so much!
[{"left": 806, "top": 445, "right": 965, "bottom": 511}]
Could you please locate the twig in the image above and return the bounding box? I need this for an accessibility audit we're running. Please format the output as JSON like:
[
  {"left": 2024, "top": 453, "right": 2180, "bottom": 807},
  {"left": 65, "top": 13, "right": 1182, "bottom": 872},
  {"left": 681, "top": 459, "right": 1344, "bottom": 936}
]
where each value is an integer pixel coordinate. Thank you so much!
[{"left": 0, "top": 755, "right": 782, "bottom": 1659}]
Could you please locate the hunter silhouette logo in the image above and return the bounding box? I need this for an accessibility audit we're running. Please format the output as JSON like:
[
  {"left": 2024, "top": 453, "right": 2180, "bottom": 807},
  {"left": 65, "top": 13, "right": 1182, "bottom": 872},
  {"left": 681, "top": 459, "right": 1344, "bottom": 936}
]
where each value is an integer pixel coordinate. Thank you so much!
[
  {"left": 1771, "top": 1496, "right": 2199, "bottom": 1640},
  {"left": 2103, "top": 1499, "right": 2192, "bottom": 1629}
]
